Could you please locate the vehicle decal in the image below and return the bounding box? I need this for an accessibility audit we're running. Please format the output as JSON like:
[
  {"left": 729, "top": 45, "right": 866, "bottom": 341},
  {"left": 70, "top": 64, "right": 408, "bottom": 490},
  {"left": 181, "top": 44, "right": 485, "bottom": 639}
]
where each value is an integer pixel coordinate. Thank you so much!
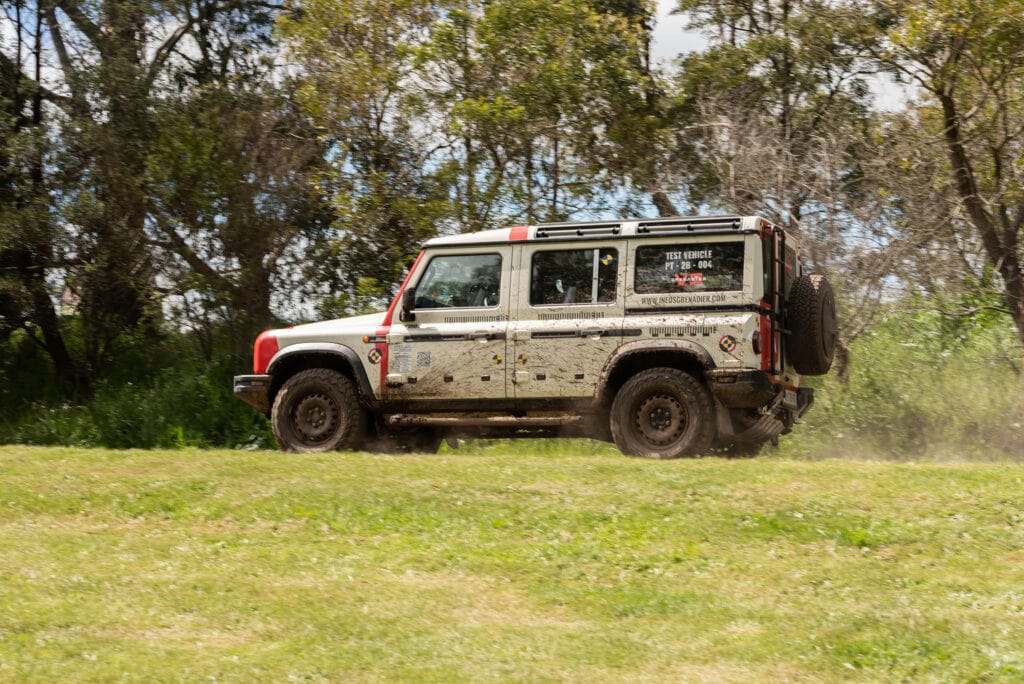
[
  {"left": 650, "top": 326, "right": 718, "bottom": 338},
  {"left": 491, "top": 354, "right": 503, "bottom": 365},
  {"left": 367, "top": 348, "right": 383, "bottom": 365},
  {"left": 537, "top": 310, "right": 606, "bottom": 321},
  {"left": 673, "top": 272, "right": 704, "bottom": 287},
  {"left": 517, "top": 353, "right": 528, "bottom": 365},
  {"left": 510, "top": 225, "right": 529, "bottom": 241},
  {"left": 719, "top": 335, "right": 738, "bottom": 353},
  {"left": 638, "top": 292, "right": 729, "bottom": 306},
  {"left": 391, "top": 347, "right": 413, "bottom": 374},
  {"left": 442, "top": 314, "right": 509, "bottom": 324},
  {"left": 416, "top": 351, "right": 431, "bottom": 368}
]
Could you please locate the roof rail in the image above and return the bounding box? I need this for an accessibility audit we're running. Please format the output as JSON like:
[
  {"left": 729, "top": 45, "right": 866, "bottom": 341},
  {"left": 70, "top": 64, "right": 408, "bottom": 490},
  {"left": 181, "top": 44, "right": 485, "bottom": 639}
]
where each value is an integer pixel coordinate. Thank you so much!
[
  {"left": 636, "top": 215, "right": 745, "bottom": 235},
  {"left": 535, "top": 220, "right": 622, "bottom": 239}
]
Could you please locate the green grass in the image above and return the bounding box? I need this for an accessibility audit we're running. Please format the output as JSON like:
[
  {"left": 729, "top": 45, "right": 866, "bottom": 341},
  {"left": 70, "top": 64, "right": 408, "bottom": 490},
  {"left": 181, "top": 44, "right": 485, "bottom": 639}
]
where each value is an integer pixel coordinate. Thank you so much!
[{"left": 2, "top": 444, "right": 1024, "bottom": 681}]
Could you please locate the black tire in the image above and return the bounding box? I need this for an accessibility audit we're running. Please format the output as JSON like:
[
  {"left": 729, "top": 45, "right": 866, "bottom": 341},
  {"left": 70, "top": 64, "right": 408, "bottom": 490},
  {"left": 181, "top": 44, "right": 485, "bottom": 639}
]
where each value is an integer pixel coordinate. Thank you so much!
[
  {"left": 786, "top": 274, "right": 837, "bottom": 376},
  {"left": 610, "top": 368, "right": 716, "bottom": 459},
  {"left": 271, "top": 368, "right": 368, "bottom": 452}
]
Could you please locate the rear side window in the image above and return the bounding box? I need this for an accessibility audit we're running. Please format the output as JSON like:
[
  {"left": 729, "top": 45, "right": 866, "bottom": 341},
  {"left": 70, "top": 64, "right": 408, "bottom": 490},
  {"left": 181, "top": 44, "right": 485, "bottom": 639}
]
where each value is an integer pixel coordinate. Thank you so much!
[
  {"left": 415, "top": 253, "right": 502, "bottom": 308},
  {"left": 634, "top": 242, "right": 744, "bottom": 294},
  {"left": 530, "top": 248, "right": 618, "bottom": 306}
]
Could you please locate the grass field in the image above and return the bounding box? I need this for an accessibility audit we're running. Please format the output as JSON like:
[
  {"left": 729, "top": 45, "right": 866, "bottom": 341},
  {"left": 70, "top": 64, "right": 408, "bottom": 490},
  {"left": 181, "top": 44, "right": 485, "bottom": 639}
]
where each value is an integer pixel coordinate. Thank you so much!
[{"left": 2, "top": 443, "right": 1023, "bottom": 681}]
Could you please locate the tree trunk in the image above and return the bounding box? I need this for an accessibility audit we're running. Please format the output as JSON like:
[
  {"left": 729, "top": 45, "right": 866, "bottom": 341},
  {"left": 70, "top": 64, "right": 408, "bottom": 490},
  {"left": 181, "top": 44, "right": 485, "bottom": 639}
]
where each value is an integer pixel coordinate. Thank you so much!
[
  {"left": 938, "top": 92, "right": 1024, "bottom": 347},
  {"left": 652, "top": 191, "right": 678, "bottom": 217},
  {"left": 26, "top": 267, "right": 91, "bottom": 397}
]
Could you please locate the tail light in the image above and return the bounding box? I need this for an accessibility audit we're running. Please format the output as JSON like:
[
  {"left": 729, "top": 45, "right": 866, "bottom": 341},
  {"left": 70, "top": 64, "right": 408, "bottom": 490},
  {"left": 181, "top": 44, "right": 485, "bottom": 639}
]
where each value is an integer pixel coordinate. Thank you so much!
[
  {"left": 751, "top": 329, "right": 762, "bottom": 355},
  {"left": 253, "top": 330, "right": 279, "bottom": 374}
]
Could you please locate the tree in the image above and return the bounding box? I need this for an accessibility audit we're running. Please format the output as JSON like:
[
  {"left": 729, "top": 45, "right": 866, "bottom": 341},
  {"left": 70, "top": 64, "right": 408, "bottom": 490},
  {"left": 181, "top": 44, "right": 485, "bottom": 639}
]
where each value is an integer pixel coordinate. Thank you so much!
[
  {"left": 37, "top": 0, "right": 281, "bottom": 369},
  {"left": 667, "top": 0, "right": 904, "bottom": 374},
  {"left": 147, "top": 83, "right": 331, "bottom": 358},
  {"left": 282, "top": 0, "right": 659, "bottom": 302},
  {"left": 421, "top": 0, "right": 655, "bottom": 226},
  {"left": 862, "top": 0, "right": 1024, "bottom": 347},
  {"left": 0, "top": 0, "right": 89, "bottom": 393},
  {"left": 279, "top": 0, "right": 449, "bottom": 294}
]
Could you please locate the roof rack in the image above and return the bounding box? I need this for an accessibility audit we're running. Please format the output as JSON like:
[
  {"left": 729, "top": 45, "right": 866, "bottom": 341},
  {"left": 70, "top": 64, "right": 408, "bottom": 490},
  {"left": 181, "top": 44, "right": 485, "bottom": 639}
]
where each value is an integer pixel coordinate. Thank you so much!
[
  {"left": 535, "top": 220, "right": 622, "bottom": 239},
  {"left": 636, "top": 215, "right": 745, "bottom": 235}
]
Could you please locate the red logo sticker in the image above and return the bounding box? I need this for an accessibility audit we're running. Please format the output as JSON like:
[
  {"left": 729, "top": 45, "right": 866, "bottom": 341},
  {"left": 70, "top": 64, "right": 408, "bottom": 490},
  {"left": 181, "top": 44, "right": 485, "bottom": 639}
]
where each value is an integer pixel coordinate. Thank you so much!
[{"left": 673, "top": 272, "right": 704, "bottom": 287}]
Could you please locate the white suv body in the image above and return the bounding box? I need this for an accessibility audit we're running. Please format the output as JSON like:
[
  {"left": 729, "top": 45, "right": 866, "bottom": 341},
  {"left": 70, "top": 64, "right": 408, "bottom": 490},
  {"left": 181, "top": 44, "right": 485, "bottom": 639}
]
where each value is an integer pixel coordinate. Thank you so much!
[{"left": 234, "top": 215, "right": 835, "bottom": 458}]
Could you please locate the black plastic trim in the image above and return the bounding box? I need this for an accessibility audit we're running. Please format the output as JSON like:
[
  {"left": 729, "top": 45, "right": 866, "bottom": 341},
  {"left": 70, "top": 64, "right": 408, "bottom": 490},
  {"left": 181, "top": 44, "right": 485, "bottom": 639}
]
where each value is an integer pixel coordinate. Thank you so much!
[
  {"left": 266, "top": 344, "right": 375, "bottom": 401},
  {"left": 626, "top": 304, "right": 763, "bottom": 315}
]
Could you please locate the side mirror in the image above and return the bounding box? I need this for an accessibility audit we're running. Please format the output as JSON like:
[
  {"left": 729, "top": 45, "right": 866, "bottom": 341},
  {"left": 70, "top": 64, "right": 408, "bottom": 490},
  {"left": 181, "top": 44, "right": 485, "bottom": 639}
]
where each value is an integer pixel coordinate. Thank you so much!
[{"left": 399, "top": 289, "right": 416, "bottom": 322}]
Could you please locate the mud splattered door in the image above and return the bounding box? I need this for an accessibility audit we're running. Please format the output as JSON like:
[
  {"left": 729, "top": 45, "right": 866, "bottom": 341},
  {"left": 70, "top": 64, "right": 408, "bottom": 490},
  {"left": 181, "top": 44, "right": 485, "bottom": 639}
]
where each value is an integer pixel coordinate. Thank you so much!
[
  {"left": 511, "top": 243, "right": 625, "bottom": 399},
  {"left": 386, "top": 248, "right": 510, "bottom": 401}
]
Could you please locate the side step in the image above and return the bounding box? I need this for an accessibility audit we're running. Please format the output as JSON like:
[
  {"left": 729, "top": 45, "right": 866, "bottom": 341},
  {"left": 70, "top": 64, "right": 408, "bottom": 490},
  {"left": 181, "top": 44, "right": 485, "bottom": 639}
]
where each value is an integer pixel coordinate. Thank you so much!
[{"left": 387, "top": 414, "right": 583, "bottom": 428}]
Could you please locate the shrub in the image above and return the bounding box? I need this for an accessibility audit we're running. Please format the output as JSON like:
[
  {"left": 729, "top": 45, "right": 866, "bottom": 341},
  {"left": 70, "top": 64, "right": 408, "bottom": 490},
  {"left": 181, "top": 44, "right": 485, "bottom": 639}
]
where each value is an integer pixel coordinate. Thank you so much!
[{"left": 784, "top": 308, "right": 1024, "bottom": 460}]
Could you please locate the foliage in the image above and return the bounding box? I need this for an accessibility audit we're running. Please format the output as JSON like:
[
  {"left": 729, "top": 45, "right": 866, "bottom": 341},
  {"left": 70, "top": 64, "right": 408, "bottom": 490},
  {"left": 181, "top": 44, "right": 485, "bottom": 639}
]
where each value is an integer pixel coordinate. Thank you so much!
[
  {"left": 2, "top": 0, "right": 1024, "bottom": 454},
  {"left": 864, "top": 0, "right": 1024, "bottom": 346},
  {"left": 0, "top": 326, "right": 273, "bottom": 449},
  {"left": 786, "top": 303, "right": 1024, "bottom": 459}
]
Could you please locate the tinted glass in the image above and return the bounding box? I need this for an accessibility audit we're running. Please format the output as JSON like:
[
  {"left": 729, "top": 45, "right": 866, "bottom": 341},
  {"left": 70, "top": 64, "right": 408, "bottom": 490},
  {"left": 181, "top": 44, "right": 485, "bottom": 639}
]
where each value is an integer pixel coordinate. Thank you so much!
[
  {"left": 530, "top": 248, "right": 618, "bottom": 306},
  {"left": 415, "top": 253, "right": 501, "bottom": 308},
  {"left": 634, "top": 242, "right": 745, "bottom": 294}
]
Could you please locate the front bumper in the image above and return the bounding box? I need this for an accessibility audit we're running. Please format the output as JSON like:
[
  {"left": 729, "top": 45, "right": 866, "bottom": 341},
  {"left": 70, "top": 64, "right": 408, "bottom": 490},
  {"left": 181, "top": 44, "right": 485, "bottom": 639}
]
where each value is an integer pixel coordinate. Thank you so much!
[{"left": 233, "top": 374, "right": 272, "bottom": 415}]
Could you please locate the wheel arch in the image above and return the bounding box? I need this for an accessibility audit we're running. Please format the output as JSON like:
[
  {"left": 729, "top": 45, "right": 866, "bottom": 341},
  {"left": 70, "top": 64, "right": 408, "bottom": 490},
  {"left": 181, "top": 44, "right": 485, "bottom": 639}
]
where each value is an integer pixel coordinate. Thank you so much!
[
  {"left": 596, "top": 340, "right": 715, "bottom": 407},
  {"left": 267, "top": 344, "right": 375, "bottom": 408}
]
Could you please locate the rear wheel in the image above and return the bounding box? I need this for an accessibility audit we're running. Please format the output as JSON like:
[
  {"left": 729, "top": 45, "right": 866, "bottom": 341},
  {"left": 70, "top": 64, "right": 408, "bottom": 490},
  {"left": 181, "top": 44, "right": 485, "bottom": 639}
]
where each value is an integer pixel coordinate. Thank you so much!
[
  {"left": 271, "top": 368, "right": 367, "bottom": 452},
  {"left": 610, "top": 368, "right": 715, "bottom": 459}
]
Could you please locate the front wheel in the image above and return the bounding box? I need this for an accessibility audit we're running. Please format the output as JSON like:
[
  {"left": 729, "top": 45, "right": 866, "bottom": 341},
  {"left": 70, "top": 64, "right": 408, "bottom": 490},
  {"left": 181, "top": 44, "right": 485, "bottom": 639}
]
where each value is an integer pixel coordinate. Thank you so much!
[
  {"left": 610, "top": 368, "right": 715, "bottom": 459},
  {"left": 271, "top": 368, "right": 367, "bottom": 452}
]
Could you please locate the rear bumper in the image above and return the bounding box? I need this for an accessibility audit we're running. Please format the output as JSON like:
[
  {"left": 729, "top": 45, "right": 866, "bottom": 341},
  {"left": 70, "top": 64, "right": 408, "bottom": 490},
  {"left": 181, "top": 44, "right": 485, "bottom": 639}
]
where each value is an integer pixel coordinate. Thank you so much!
[
  {"left": 706, "top": 369, "right": 777, "bottom": 408},
  {"left": 706, "top": 368, "right": 815, "bottom": 416},
  {"left": 792, "top": 386, "right": 814, "bottom": 419},
  {"left": 233, "top": 374, "right": 272, "bottom": 415}
]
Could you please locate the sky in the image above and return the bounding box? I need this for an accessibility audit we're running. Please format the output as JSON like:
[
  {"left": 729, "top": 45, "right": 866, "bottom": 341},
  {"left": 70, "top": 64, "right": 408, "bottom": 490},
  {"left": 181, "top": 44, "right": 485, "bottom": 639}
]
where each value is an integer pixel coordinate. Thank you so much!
[{"left": 651, "top": 1, "right": 709, "bottom": 64}]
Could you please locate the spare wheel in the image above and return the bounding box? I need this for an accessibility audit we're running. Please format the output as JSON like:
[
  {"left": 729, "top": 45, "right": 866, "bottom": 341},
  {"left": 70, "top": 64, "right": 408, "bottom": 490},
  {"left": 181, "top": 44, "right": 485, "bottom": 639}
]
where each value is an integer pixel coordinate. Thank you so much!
[{"left": 785, "top": 274, "right": 837, "bottom": 376}]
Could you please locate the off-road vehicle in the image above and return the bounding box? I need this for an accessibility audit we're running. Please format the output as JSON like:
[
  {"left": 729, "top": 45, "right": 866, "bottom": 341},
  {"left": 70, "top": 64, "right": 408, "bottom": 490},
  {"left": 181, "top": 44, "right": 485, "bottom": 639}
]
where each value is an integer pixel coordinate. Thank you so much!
[{"left": 234, "top": 215, "right": 836, "bottom": 458}]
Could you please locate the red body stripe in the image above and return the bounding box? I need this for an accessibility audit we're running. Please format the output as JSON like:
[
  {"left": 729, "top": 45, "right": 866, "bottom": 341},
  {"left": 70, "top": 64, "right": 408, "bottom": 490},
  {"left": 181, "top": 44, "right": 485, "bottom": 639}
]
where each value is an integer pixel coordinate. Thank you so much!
[{"left": 509, "top": 225, "right": 529, "bottom": 241}]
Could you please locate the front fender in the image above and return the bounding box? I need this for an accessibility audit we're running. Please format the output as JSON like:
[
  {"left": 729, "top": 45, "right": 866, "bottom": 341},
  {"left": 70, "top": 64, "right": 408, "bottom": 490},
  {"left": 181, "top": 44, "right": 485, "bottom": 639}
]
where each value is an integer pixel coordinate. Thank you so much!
[{"left": 267, "top": 343, "right": 374, "bottom": 400}]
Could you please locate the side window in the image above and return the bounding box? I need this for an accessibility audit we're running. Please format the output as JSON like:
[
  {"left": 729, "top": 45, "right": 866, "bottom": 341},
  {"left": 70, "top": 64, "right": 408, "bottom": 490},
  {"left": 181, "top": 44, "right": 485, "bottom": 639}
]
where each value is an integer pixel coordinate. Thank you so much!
[
  {"left": 634, "top": 242, "right": 744, "bottom": 294},
  {"left": 530, "top": 248, "right": 618, "bottom": 306},
  {"left": 415, "top": 253, "right": 501, "bottom": 309}
]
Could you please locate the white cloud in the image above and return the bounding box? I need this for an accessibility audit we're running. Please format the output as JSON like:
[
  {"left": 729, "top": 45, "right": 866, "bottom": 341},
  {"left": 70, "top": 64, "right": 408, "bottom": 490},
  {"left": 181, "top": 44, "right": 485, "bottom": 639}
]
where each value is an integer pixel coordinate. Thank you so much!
[{"left": 651, "top": 1, "right": 708, "bottom": 64}]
